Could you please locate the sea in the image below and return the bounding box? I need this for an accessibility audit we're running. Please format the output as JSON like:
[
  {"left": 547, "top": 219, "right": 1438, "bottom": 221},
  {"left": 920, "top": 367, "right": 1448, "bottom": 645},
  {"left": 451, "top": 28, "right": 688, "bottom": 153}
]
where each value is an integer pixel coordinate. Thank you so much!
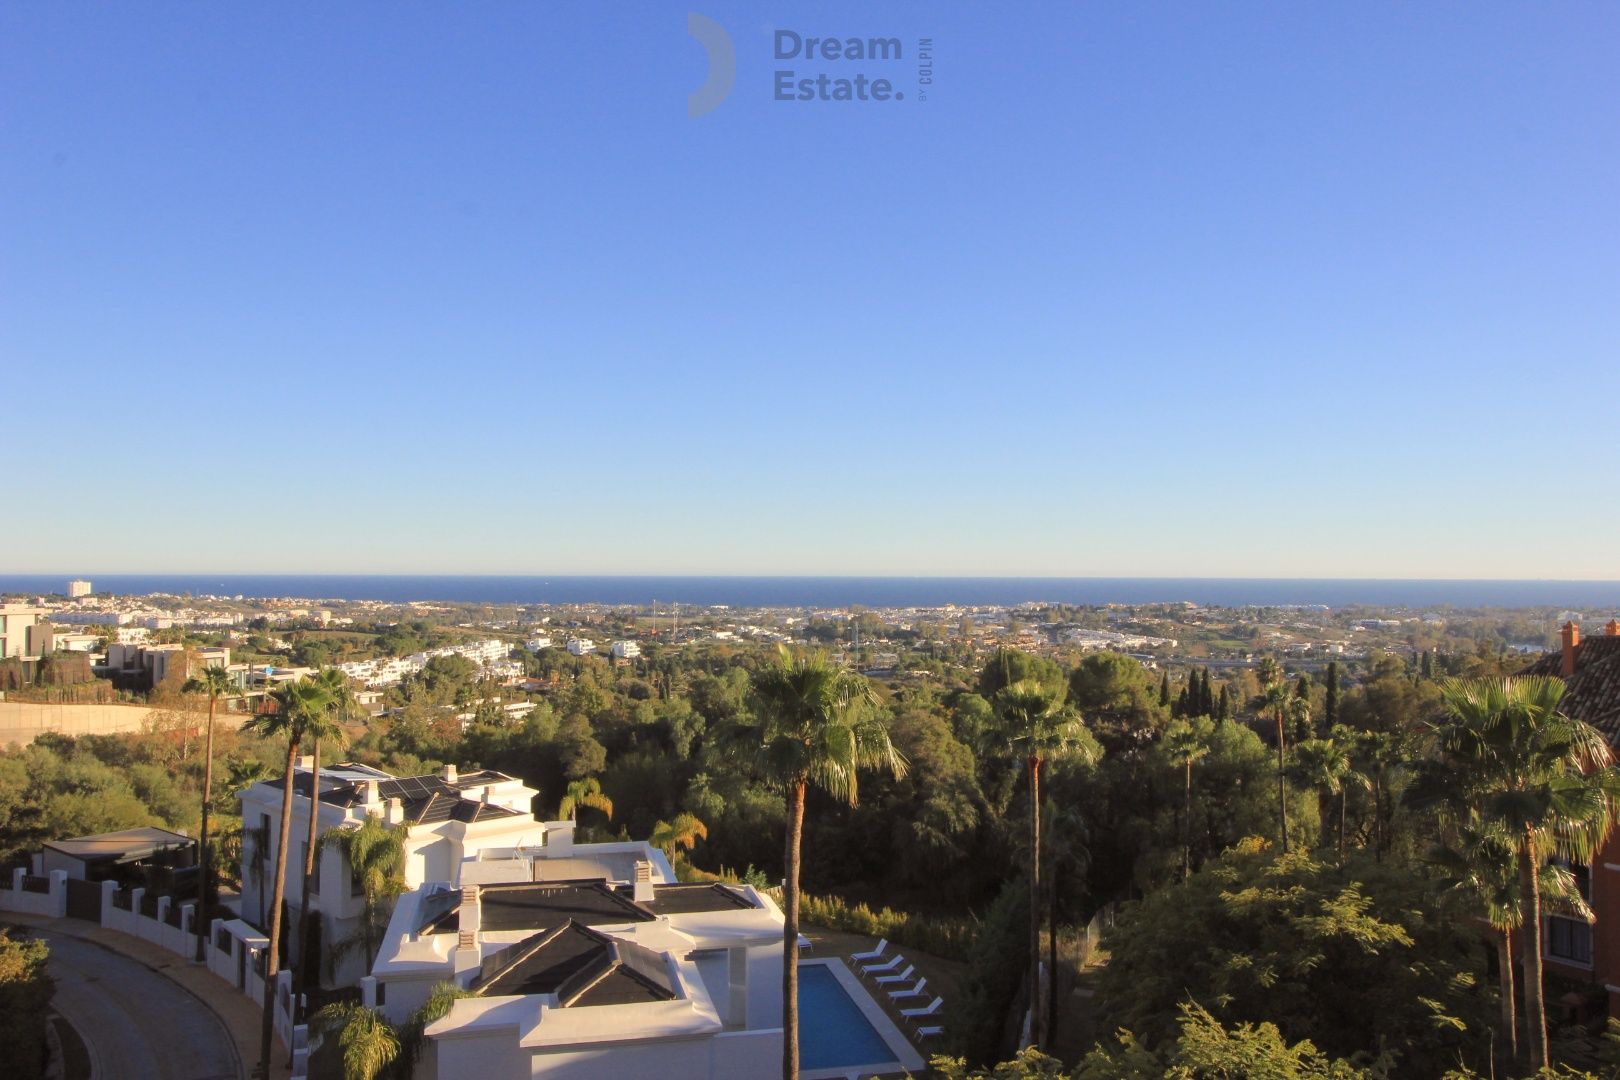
[{"left": 3, "top": 575, "right": 1620, "bottom": 610}]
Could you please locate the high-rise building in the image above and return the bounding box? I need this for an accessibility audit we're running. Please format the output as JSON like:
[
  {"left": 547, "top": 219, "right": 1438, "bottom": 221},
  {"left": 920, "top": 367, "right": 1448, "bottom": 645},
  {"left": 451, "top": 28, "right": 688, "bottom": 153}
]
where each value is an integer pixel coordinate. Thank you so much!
[{"left": 67, "top": 579, "right": 93, "bottom": 598}]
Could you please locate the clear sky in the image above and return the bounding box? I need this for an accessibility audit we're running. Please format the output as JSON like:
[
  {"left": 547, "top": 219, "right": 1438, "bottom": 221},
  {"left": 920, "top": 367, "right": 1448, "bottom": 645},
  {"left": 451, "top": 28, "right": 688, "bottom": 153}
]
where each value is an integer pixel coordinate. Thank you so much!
[{"left": 3, "top": 3, "right": 1616, "bottom": 578}]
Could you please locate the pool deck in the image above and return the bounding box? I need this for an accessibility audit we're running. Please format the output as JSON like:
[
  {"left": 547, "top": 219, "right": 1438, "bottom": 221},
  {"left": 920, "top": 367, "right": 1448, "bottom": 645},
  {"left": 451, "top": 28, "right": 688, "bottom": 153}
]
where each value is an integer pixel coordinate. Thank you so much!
[{"left": 800, "top": 957, "right": 927, "bottom": 1080}]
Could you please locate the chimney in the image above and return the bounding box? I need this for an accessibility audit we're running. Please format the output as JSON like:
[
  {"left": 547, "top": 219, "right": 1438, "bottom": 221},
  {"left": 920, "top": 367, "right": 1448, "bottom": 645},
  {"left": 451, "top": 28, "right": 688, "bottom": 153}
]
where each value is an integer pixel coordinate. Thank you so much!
[
  {"left": 1607, "top": 620, "right": 1619, "bottom": 638},
  {"left": 361, "top": 780, "right": 381, "bottom": 807},
  {"left": 633, "top": 860, "right": 655, "bottom": 904},
  {"left": 298, "top": 755, "right": 315, "bottom": 770},
  {"left": 442, "top": 763, "right": 458, "bottom": 785},
  {"left": 456, "top": 885, "right": 480, "bottom": 951},
  {"left": 385, "top": 796, "right": 405, "bottom": 826},
  {"left": 1562, "top": 621, "right": 1581, "bottom": 678}
]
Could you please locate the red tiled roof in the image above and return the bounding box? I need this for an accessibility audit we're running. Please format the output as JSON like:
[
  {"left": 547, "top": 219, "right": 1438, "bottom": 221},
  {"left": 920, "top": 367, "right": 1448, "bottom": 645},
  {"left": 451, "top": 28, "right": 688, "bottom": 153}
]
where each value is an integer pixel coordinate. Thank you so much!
[{"left": 1522, "top": 635, "right": 1620, "bottom": 744}]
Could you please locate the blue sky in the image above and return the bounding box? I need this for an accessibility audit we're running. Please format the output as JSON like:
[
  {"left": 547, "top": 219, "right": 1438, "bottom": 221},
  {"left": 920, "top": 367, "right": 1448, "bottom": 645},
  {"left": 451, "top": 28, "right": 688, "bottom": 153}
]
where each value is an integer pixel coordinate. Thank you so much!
[{"left": 3, "top": 3, "right": 1616, "bottom": 578}]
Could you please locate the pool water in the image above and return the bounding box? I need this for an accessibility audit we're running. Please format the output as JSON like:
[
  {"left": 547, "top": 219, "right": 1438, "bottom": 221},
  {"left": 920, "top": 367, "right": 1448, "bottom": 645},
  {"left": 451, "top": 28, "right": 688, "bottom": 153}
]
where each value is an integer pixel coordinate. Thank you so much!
[{"left": 798, "top": 964, "right": 897, "bottom": 1071}]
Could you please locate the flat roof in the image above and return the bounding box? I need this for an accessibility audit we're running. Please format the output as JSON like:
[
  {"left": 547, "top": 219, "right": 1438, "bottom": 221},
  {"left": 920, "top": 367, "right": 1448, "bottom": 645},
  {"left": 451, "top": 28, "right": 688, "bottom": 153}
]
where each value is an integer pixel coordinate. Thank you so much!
[{"left": 43, "top": 826, "right": 193, "bottom": 863}]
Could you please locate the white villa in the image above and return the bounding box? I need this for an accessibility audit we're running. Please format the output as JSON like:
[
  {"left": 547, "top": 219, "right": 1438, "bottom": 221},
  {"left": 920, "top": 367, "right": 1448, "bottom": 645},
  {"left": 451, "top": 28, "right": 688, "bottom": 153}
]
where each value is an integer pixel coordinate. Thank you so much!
[{"left": 239, "top": 760, "right": 671, "bottom": 988}]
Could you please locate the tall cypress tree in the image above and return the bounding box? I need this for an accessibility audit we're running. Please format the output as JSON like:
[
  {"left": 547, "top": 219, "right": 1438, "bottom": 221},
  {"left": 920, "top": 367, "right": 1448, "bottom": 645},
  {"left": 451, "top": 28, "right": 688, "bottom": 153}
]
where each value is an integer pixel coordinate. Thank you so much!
[
  {"left": 1200, "top": 668, "right": 1215, "bottom": 716},
  {"left": 1218, "top": 683, "right": 1231, "bottom": 720},
  {"left": 1159, "top": 670, "right": 1172, "bottom": 709},
  {"left": 1324, "top": 660, "right": 1339, "bottom": 728}
]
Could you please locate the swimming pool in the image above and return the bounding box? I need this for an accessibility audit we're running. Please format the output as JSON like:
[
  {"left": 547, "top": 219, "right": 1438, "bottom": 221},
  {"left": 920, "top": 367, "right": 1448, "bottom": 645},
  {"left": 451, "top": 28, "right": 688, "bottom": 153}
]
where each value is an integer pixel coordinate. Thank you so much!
[{"left": 798, "top": 963, "right": 906, "bottom": 1072}]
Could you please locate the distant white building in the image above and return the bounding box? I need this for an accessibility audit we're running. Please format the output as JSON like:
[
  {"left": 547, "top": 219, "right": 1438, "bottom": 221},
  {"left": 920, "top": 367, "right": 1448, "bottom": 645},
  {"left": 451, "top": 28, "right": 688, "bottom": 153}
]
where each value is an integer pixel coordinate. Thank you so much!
[
  {"left": 610, "top": 640, "right": 641, "bottom": 660},
  {"left": 567, "top": 638, "right": 597, "bottom": 656},
  {"left": 337, "top": 639, "right": 516, "bottom": 688},
  {"left": 526, "top": 635, "right": 553, "bottom": 651},
  {"left": 67, "top": 579, "right": 93, "bottom": 598}
]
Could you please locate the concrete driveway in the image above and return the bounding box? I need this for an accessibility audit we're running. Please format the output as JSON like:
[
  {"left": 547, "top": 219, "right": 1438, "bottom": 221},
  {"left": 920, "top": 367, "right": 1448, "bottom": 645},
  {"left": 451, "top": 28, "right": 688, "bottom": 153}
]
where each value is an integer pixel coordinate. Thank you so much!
[{"left": 40, "top": 929, "right": 242, "bottom": 1080}]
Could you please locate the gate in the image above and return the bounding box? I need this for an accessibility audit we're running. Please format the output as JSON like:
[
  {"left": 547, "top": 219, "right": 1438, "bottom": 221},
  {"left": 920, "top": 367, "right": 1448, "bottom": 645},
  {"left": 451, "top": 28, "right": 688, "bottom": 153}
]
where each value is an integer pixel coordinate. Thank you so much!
[{"left": 65, "top": 879, "right": 101, "bottom": 922}]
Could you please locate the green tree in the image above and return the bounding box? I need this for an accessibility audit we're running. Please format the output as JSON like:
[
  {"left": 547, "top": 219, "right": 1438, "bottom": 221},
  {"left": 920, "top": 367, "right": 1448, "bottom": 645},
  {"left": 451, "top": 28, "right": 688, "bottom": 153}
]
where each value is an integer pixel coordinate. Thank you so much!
[
  {"left": 298, "top": 668, "right": 355, "bottom": 997},
  {"left": 1163, "top": 718, "right": 1211, "bottom": 879},
  {"left": 1290, "top": 734, "right": 1368, "bottom": 860},
  {"left": 242, "top": 677, "right": 335, "bottom": 1077},
  {"left": 1423, "top": 676, "right": 1620, "bottom": 1072},
  {"left": 0, "top": 929, "right": 54, "bottom": 1080},
  {"left": 1254, "top": 672, "right": 1297, "bottom": 854},
  {"left": 650, "top": 812, "right": 708, "bottom": 860},
  {"left": 1094, "top": 840, "right": 1488, "bottom": 1076},
  {"left": 558, "top": 776, "right": 614, "bottom": 823},
  {"left": 1428, "top": 816, "right": 1591, "bottom": 1071},
  {"left": 320, "top": 810, "right": 407, "bottom": 973},
  {"left": 182, "top": 663, "right": 235, "bottom": 961},
  {"left": 740, "top": 648, "right": 907, "bottom": 1080},
  {"left": 310, "top": 1001, "right": 399, "bottom": 1080},
  {"left": 989, "top": 675, "right": 1098, "bottom": 1051},
  {"left": 1324, "top": 661, "right": 1340, "bottom": 730}
]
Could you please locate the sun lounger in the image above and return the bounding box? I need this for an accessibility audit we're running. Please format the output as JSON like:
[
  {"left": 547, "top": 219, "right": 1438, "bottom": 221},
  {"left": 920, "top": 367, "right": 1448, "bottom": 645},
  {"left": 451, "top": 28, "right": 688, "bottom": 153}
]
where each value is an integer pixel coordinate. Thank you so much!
[
  {"left": 859, "top": 952, "right": 904, "bottom": 976},
  {"left": 850, "top": 938, "right": 888, "bottom": 964},
  {"left": 915, "top": 1025, "right": 944, "bottom": 1039},
  {"left": 873, "top": 964, "right": 916, "bottom": 986},
  {"left": 901, "top": 997, "right": 943, "bottom": 1020},
  {"left": 889, "top": 977, "right": 928, "bottom": 1001}
]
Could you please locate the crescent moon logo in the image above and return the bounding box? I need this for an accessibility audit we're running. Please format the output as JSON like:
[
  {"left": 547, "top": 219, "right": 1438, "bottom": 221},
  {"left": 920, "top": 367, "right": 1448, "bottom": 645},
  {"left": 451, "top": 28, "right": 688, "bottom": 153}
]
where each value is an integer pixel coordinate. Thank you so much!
[{"left": 687, "top": 12, "right": 736, "bottom": 118}]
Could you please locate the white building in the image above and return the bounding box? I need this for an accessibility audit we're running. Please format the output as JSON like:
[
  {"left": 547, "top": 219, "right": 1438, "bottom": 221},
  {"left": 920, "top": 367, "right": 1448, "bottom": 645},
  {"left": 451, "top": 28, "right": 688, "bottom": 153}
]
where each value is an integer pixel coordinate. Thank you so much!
[
  {"left": 566, "top": 638, "right": 596, "bottom": 656},
  {"left": 0, "top": 604, "right": 52, "bottom": 659},
  {"left": 238, "top": 761, "right": 672, "bottom": 989},
  {"left": 67, "top": 579, "right": 93, "bottom": 598},
  {"left": 526, "top": 635, "right": 553, "bottom": 651},
  {"left": 368, "top": 858, "right": 925, "bottom": 1079},
  {"left": 610, "top": 640, "right": 641, "bottom": 660}
]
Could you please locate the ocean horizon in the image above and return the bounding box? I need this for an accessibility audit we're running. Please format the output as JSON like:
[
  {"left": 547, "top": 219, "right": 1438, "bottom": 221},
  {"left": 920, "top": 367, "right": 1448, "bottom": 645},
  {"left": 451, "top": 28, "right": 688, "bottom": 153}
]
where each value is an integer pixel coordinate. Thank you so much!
[{"left": 3, "top": 574, "right": 1620, "bottom": 610}]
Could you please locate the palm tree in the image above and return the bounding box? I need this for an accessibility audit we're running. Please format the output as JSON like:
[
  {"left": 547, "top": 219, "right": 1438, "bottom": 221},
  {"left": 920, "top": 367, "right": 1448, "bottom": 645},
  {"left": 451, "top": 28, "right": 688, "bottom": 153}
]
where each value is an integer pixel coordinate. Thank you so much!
[
  {"left": 990, "top": 677, "right": 1097, "bottom": 1051},
  {"left": 1430, "top": 815, "right": 1593, "bottom": 1070},
  {"left": 1428, "top": 676, "right": 1620, "bottom": 1072},
  {"left": 1254, "top": 673, "right": 1296, "bottom": 853},
  {"left": 395, "top": 981, "right": 472, "bottom": 1078},
  {"left": 1291, "top": 733, "right": 1369, "bottom": 859},
  {"left": 741, "top": 647, "right": 906, "bottom": 1080},
  {"left": 650, "top": 813, "right": 708, "bottom": 862},
  {"left": 1163, "top": 718, "right": 1210, "bottom": 880},
  {"left": 1041, "top": 799, "right": 1088, "bottom": 1041},
  {"left": 182, "top": 664, "right": 235, "bottom": 961},
  {"left": 242, "top": 678, "right": 333, "bottom": 1078},
  {"left": 558, "top": 776, "right": 613, "bottom": 825},
  {"left": 1354, "top": 730, "right": 1403, "bottom": 861},
  {"left": 321, "top": 811, "right": 407, "bottom": 973},
  {"left": 309, "top": 1001, "right": 399, "bottom": 1080},
  {"left": 296, "top": 669, "right": 355, "bottom": 1000}
]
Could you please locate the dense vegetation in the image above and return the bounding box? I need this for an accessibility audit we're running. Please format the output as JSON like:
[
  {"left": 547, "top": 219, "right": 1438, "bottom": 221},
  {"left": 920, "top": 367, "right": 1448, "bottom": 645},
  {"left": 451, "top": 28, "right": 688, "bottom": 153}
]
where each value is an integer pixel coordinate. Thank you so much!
[{"left": 3, "top": 614, "right": 1608, "bottom": 1078}]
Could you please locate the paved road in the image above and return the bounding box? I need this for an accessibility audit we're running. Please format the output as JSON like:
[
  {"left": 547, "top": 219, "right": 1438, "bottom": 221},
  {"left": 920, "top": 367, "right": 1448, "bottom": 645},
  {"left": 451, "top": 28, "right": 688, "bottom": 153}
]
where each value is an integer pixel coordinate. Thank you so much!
[{"left": 40, "top": 929, "right": 241, "bottom": 1080}]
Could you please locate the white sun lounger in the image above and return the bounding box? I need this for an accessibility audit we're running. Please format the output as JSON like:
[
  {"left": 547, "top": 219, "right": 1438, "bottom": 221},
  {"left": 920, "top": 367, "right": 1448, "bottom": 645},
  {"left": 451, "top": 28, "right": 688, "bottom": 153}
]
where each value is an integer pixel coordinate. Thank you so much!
[
  {"left": 889, "top": 977, "right": 928, "bottom": 1002},
  {"left": 873, "top": 965, "right": 916, "bottom": 986},
  {"left": 850, "top": 938, "right": 888, "bottom": 964},
  {"left": 901, "top": 996, "right": 943, "bottom": 1020},
  {"left": 860, "top": 952, "right": 904, "bottom": 976}
]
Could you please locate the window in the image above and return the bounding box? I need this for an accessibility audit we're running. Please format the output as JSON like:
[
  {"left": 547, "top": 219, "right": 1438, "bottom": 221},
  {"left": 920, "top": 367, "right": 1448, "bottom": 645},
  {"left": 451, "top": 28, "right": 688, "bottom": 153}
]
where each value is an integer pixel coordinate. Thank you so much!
[
  {"left": 1548, "top": 917, "right": 1593, "bottom": 965},
  {"left": 1547, "top": 861, "right": 1594, "bottom": 966}
]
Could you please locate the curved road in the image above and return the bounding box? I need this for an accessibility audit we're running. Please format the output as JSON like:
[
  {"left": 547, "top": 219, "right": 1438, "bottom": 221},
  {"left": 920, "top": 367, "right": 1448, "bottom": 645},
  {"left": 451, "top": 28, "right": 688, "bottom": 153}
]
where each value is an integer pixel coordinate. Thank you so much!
[{"left": 41, "top": 929, "right": 241, "bottom": 1080}]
